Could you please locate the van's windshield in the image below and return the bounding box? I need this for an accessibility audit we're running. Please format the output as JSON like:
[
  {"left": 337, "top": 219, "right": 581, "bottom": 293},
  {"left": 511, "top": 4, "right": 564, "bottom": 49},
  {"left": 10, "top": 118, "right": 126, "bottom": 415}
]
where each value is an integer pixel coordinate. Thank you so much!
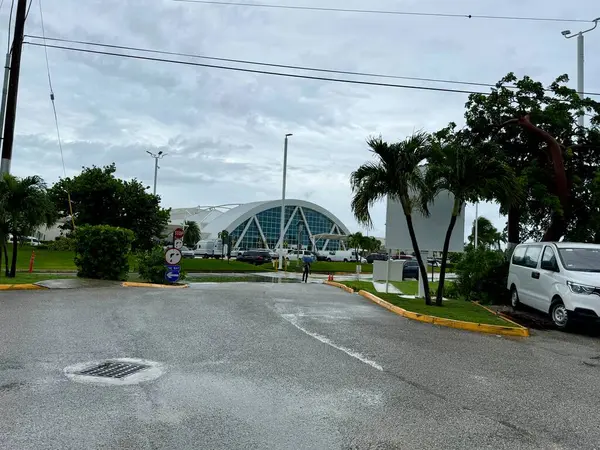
[{"left": 558, "top": 248, "right": 600, "bottom": 272}]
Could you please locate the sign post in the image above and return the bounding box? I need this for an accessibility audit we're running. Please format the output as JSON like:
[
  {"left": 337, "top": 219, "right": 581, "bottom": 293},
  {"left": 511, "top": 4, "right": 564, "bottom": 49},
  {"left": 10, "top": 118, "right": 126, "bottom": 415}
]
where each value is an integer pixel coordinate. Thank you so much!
[{"left": 165, "top": 227, "right": 184, "bottom": 283}]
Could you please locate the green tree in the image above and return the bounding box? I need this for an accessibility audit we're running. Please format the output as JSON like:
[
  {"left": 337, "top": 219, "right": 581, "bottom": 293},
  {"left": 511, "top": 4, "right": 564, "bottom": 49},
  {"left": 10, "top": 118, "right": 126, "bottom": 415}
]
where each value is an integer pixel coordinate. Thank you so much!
[
  {"left": 347, "top": 232, "right": 365, "bottom": 261},
  {"left": 351, "top": 133, "right": 433, "bottom": 305},
  {"left": 0, "top": 174, "right": 56, "bottom": 277},
  {"left": 468, "top": 217, "right": 504, "bottom": 250},
  {"left": 218, "top": 230, "right": 231, "bottom": 259},
  {"left": 183, "top": 220, "right": 201, "bottom": 247},
  {"left": 425, "top": 127, "right": 521, "bottom": 305},
  {"left": 50, "top": 164, "right": 170, "bottom": 250},
  {"left": 464, "top": 72, "right": 600, "bottom": 246}
]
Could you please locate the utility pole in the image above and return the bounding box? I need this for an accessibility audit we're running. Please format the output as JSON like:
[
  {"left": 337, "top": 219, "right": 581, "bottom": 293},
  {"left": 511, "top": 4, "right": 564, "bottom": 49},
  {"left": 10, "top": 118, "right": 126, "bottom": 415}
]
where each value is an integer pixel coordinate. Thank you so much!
[
  {"left": 561, "top": 18, "right": 599, "bottom": 129},
  {"left": 146, "top": 150, "right": 166, "bottom": 195},
  {"left": 278, "top": 133, "right": 292, "bottom": 270},
  {"left": 0, "top": 0, "right": 27, "bottom": 174}
]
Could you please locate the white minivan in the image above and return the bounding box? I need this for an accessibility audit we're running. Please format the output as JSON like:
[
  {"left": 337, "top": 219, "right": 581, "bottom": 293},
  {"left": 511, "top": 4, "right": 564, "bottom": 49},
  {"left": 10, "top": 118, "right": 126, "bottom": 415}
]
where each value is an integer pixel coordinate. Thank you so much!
[{"left": 507, "top": 242, "right": 600, "bottom": 329}]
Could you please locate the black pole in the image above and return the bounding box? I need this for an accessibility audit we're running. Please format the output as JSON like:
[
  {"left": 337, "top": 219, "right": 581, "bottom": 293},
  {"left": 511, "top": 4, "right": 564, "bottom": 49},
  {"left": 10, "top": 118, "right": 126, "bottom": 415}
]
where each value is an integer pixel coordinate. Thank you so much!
[{"left": 0, "top": 0, "right": 27, "bottom": 174}]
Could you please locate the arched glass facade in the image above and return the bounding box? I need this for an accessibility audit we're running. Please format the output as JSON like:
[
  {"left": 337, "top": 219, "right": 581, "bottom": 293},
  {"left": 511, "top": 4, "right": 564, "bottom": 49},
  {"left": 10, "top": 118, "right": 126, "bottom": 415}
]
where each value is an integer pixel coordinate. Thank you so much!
[{"left": 230, "top": 205, "right": 345, "bottom": 251}]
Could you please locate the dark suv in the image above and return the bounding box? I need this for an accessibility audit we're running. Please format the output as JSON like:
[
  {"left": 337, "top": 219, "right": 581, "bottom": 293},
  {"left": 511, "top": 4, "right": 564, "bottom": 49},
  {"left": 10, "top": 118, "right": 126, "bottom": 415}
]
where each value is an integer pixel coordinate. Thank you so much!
[
  {"left": 366, "top": 253, "right": 388, "bottom": 264},
  {"left": 236, "top": 250, "right": 272, "bottom": 265},
  {"left": 402, "top": 260, "right": 419, "bottom": 279}
]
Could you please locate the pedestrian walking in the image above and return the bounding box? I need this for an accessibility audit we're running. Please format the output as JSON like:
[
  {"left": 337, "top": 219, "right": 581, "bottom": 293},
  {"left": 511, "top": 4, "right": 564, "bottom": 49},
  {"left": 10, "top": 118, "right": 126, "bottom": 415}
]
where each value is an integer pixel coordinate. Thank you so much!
[{"left": 301, "top": 254, "right": 312, "bottom": 283}]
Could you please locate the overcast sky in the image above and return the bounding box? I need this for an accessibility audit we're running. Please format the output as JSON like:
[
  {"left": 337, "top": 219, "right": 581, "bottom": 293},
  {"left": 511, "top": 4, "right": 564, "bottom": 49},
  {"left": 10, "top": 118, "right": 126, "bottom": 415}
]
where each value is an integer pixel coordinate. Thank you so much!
[{"left": 2, "top": 0, "right": 599, "bottom": 240}]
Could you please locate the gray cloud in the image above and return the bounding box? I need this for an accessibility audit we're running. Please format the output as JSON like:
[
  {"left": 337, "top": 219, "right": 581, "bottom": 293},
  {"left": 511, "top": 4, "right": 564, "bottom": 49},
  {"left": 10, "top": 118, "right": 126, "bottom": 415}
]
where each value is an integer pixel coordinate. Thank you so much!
[{"left": 3, "top": 0, "right": 599, "bottom": 241}]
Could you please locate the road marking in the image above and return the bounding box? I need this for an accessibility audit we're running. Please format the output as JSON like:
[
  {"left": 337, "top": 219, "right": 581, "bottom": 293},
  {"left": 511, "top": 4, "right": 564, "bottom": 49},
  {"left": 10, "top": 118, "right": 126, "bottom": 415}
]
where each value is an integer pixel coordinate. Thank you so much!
[{"left": 281, "top": 313, "right": 383, "bottom": 371}]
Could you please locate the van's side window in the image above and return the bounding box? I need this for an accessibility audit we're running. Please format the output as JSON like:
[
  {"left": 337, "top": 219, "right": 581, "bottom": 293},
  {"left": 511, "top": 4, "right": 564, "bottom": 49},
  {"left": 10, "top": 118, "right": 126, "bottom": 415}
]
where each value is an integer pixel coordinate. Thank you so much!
[
  {"left": 523, "top": 246, "right": 542, "bottom": 268},
  {"left": 512, "top": 247, "right": 526, "bottom": 266},
  {"left": 541, "top": 247, "right": 558, "bottom": 271}
]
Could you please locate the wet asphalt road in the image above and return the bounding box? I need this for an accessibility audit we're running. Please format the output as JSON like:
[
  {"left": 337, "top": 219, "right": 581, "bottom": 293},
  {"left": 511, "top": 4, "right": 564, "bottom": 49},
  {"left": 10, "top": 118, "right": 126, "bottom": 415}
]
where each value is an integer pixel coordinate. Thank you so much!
[{"left": 1, "top": 283, "right": 600, "bottom": 449}]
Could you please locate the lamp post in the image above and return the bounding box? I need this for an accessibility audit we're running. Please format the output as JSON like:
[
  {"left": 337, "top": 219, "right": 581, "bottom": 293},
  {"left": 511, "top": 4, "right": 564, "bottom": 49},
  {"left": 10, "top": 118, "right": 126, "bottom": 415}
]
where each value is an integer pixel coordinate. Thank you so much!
[
  {"left": 278, "top": 133, "right": 292, "bottom": 270},
  {"left": 561, "top": 18, "right": 599, "bottom": 129},
  {"left": 474, "top": 203, "right": 479, "bottom": 249},
  {"left": 146, "top": 150, "right": 166, "bottom": 195}
]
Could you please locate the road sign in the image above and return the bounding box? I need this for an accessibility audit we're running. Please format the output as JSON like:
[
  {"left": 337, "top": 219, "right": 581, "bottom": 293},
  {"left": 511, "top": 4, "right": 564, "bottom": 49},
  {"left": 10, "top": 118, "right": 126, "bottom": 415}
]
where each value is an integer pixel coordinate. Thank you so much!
[
  {"left": 165, "top": 265, "right": 181, "bottom": 283},
  {"left": 174, "top": 239, "right": 183, "bottom": 249},
  {"left": 174, "top": 228, "right": 184, "bottom": 240},
  {"left": 164, "top": 247, "right": 182, "bottom": 265}
]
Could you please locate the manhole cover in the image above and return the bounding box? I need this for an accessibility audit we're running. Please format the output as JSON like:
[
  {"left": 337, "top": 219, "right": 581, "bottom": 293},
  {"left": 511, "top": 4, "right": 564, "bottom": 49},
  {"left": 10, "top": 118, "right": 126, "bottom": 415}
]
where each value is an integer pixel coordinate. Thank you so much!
[
  {"left": 64, "top": 358, "right": 164, "bottom": 385},
  {"left": 77, "top": 361, "right": 149, "bottom": 379}
]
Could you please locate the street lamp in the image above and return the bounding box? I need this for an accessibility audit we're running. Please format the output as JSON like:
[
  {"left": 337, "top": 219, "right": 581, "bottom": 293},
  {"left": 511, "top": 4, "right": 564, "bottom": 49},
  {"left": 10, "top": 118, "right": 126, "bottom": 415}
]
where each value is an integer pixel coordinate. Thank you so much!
[
  {"left": 561, "top": 18, "right": 599, "bottom": 129},
  {"left": 146, "top": 150, "right": 167, "bottom": 195},
  {"left": 278, "top": 133, "right": 293, "bottom": 270}
]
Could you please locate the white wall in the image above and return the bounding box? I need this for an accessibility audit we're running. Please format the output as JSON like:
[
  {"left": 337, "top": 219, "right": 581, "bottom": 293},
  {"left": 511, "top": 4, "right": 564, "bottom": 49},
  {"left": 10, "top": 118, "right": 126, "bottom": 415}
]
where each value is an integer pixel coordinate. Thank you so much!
[{"left": 385, "top": 192, "right": 465, "bottom": 252}]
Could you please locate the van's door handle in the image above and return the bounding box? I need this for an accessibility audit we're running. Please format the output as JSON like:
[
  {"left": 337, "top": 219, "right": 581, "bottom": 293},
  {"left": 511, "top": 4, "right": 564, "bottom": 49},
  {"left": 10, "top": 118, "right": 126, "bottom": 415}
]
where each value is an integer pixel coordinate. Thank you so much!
[{"left": 531, "top": 271, "right": 540, "bottom": 279}]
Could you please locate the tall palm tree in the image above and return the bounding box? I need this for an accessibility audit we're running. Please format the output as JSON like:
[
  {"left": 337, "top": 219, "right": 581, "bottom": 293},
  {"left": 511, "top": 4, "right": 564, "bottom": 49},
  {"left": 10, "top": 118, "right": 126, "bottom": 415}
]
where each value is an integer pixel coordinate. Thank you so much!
[
  {"left": 468, "top": 217, "right": 505, "bottom": 250},
  {"left": 425, "top": 131, "right": 521, "bottom": 305},
  {"left": 351, "top": 132, "right": 433, "bottom": 304},
  {"left": 347, "top": 232, "right": 365, "bottom": 262},
  {"left": 183, "top": 220, "right": 201, "bottom": 247},
  {"left": 0, "top": 174, "right": 57, "bottom": 277}
]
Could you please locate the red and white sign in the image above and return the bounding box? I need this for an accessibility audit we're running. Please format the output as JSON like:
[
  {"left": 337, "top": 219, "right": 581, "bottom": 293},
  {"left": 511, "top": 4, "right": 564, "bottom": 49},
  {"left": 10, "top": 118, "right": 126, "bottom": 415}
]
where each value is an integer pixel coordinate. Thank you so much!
[{"left": 174, "top": 228, "right": 184, "bottom": 240}]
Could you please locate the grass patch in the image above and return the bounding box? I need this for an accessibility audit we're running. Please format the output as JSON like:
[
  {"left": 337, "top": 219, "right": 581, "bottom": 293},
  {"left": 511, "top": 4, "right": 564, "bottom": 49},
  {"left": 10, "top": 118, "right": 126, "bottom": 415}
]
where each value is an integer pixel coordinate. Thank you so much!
[
  {"left": 5, "top": 246, "right": 76, "bottom": 272},
  {"left": 390, "top": 281, "right": 439, "bottom": 296},
  {"left": 0, "top": 273, "right": 75, "bottom": 284},
  {"left": 338, "top": 281, "right": 515, "bottom": 327},
  {"left": 182, "top": 258, "right": 272, "bottom": 272}
]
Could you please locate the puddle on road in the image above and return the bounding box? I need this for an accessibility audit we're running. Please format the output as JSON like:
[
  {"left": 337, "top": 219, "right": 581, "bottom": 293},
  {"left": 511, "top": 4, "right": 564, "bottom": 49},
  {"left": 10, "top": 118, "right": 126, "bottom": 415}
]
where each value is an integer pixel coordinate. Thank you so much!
[{"left": 188, "top": 275, "right": 301, "bottom": 284}]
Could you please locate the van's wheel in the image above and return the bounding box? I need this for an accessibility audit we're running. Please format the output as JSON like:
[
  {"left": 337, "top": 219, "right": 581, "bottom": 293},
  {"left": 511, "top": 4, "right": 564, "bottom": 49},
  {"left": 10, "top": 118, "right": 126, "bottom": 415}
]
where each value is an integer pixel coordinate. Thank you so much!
[
  {"left": 510, "top": 286, "right": 520, "bottom": 310},
  {"left": 343, "top": 259, "right": 348, "bottom": 262},
  {"left": 550, "top": 300, "right": 570, "bottom": 330},
  {"left": 326, "top": 258, "right": 332, "bottom": 262}
]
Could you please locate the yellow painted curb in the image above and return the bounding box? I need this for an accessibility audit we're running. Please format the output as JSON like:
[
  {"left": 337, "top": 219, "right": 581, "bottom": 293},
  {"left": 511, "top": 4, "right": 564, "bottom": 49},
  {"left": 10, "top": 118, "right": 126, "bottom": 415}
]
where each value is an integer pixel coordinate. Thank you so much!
[
  {"left": 122, "top": 281, "right": 189, "bottom": 289},
  {"left": 0, "top": 283, "right": 46, "bottom": 291},
  {"left": 324, "top": 280, "right": 355, "bottom": 294},
  {"left": 358, "top": 290, "right": 529, "bottom": 337}
]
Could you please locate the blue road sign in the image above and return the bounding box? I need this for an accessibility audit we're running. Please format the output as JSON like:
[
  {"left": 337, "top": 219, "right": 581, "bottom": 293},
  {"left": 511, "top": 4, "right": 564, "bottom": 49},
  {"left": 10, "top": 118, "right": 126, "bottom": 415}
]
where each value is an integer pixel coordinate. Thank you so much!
[{"left": 165, "top": 265, "right": 181, "bottom": 283}]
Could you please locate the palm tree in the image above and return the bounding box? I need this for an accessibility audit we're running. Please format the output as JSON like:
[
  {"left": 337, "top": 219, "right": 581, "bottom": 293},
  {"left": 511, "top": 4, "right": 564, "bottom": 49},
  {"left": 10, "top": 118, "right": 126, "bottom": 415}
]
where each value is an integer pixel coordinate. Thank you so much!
[
  {"left": 0, "top": 174, "right": 57, "bottom": 277},
  {"left": 351, "top": 133, "right": 433, "bottom": 304},
  {"left": 347, "top": 232, "right": 365, "bottom": 262},
  {"left": 183, "top": 220, "right": 201, "bottom": 247},
  {"left": 468, "top": 217, "right": 505, "bottom": 250},
  {"left": 425, "top": 131, "right": 521, "bottom": 305},
  {"left": 218, "top": 230, "right": 231, "bottom": 260}
]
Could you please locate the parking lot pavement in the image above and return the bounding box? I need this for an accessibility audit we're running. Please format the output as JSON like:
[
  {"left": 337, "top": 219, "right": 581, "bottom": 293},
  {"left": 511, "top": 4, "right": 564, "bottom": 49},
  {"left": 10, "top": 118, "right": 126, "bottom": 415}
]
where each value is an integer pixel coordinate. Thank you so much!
[{"left": 2, "top": 283, "right": 600, "bottom": 449}]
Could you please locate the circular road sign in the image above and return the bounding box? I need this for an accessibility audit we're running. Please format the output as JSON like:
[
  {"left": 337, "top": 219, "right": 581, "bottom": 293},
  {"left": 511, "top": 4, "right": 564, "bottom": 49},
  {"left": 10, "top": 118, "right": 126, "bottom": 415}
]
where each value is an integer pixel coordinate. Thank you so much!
[
  {"left": 174, "top": 228, "right": 184, "bottom": 240},
  {"left": 164, "top": 248, "right": 182, "bottom": 265},
  {"left": 174, "top": 239, "right": 183, "bottom": 249}
]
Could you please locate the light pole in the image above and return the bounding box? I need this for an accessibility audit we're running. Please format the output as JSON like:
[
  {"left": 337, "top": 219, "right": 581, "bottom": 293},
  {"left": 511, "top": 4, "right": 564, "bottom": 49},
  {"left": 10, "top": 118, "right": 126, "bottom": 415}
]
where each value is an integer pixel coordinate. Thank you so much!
[
  {"left": 146, "top": 150, "right": 166, "bottom": 195},
  {"left": 474, "top": 203, "right": 479, "bottom": 249},
  {"left": 561, "top": 18, "right": 599, "bottom": 129},
  {"left": 278, "top": 133, "right": 292, "bottom": 270}
]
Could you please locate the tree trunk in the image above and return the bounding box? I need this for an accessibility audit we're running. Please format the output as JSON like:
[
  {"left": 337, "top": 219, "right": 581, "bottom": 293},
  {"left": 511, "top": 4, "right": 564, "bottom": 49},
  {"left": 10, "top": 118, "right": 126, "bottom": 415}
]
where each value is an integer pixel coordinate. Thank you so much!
[
  {"left": 405, "top": 214, "right": 432, "bottom": 305},
  {"left": 3, "top": 240, "right": 9, "bottom": 276},
  {"left": 9, "top": 236, "right": 18, "bottom": 277},
  {"left": 436, "top": 200, "right": 461, "bottom": 306}
]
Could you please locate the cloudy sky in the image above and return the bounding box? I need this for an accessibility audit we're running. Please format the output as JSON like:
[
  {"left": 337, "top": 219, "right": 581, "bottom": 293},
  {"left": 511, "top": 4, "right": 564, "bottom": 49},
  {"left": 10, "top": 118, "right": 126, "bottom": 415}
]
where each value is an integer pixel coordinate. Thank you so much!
[{"left": 2, "top": 0, "right": 599, "bottom": 240}]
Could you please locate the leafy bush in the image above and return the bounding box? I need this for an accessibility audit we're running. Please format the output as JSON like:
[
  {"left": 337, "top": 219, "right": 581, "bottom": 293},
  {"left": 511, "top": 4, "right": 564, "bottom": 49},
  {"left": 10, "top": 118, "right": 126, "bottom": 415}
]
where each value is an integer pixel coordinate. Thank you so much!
[
  {"left": 47, "top": 236, "right": 76, "bottom": 251},
  {"left": 453, "top": 247, "right": 509, "bottom": 304},
  {"left": 137, "top": 246, "right": 187, "bottom": 284},
  {"left": 73, "top": 225, "right": 134, "bottom": 280}
]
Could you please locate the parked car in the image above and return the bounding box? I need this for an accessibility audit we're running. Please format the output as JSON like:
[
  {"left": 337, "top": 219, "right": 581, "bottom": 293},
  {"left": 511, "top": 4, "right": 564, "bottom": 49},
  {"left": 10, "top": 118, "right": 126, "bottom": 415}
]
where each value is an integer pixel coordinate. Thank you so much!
[
  {"left": 366, "top": 253, "right": 388, "bottom": 264},
  {"left": 507, "top": 242, "right": 600, "bottom": 330},
  {"left": 194, "top": 239, "right": 224, "bottom": 259},
  {"left": 286, "top": 250, "right": 316, "bottom": 262},
  {"left": 236, "top": 250, "right": 272, "bottom": 265},
  {"left": 180, "top": 246, "right": 195, "bottom": 259},
  {"left": 319, "top": 250, "right": 366, "bottom": 263},
  {"left": 402, "top": 260, "right": 420, "bottom": 279}
]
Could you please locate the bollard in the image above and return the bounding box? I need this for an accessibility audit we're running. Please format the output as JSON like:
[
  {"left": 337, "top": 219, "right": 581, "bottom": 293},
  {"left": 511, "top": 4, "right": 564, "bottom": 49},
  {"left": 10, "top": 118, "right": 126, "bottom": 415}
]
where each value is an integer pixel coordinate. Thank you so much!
[{"left": 28, "top": 250, "right": 36, "bottom": 273}]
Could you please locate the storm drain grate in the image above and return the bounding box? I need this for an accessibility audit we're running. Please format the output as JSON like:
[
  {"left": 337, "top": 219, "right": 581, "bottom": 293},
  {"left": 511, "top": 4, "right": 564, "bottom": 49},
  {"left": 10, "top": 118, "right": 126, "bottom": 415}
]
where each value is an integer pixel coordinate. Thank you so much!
[{"left": 77, "top": 361, "right": 149, "bottom": 379}]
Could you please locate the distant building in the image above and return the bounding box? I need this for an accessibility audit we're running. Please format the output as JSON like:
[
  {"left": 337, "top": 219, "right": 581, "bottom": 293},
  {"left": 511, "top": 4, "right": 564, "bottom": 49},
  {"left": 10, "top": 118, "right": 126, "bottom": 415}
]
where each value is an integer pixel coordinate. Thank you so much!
[{"left": 168, "top": 199, "right": 350, "bottom": 251}]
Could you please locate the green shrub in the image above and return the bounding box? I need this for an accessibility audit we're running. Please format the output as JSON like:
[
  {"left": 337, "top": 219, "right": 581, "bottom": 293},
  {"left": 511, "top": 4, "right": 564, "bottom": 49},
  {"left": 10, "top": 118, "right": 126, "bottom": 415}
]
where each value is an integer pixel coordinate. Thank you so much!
[
  {"left": 454, "top": 247, "right": 509, "bottom": 304},
  {"left": 137, "top": 246, "right": 187, "bottom": 284},
  {"left": 73, "top": 225, "right": 134, "bottom": 280},
  {"left": 47, "top": 236, "right": 76, "bottom": 252}
]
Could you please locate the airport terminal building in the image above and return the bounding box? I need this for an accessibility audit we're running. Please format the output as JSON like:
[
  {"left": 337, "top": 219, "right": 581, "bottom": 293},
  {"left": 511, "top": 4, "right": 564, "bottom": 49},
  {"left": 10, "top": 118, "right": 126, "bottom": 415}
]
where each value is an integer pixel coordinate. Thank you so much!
[{"left": 169, "top": 200, "right": 350, "bottom": 251}]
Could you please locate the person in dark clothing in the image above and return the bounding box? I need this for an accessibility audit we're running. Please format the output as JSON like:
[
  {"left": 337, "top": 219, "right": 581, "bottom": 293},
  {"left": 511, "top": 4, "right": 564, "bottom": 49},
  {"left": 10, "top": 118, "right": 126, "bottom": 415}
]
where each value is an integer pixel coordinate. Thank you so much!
[{"left": 301, "top": 254, "right": 311, "bottom": 283}]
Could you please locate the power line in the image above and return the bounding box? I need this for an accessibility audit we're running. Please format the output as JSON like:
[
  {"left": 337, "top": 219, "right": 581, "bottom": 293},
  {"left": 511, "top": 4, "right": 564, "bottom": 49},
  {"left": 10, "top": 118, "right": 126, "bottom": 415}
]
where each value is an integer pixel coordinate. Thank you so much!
[
  {"left": 24, "top": 41, "right": 493, "bottom": 95},
  {"left": 37, "top": 0, "right": 75, "bottom": 227},
  {"left": 6, "top": 0, "right": 14, "bottom": 53},
  {"left": 24, "top": 35, "right": 497, "bottom": 89},
  {"left": 173, "top": 0, "right": 595, "bottom": 24},
  {"left": 24, "top": 34, "right": 600, "bottom": 98}
]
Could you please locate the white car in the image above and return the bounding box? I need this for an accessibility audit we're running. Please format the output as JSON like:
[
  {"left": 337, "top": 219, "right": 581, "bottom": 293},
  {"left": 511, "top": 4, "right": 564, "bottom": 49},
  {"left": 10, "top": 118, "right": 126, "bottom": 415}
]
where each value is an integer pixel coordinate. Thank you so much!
[
  {"left": 507, "top": 242, "right": 600, "bottom": 329},
  {"left": 180, "top": 246, "right": 195, "bottom": 259}
]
